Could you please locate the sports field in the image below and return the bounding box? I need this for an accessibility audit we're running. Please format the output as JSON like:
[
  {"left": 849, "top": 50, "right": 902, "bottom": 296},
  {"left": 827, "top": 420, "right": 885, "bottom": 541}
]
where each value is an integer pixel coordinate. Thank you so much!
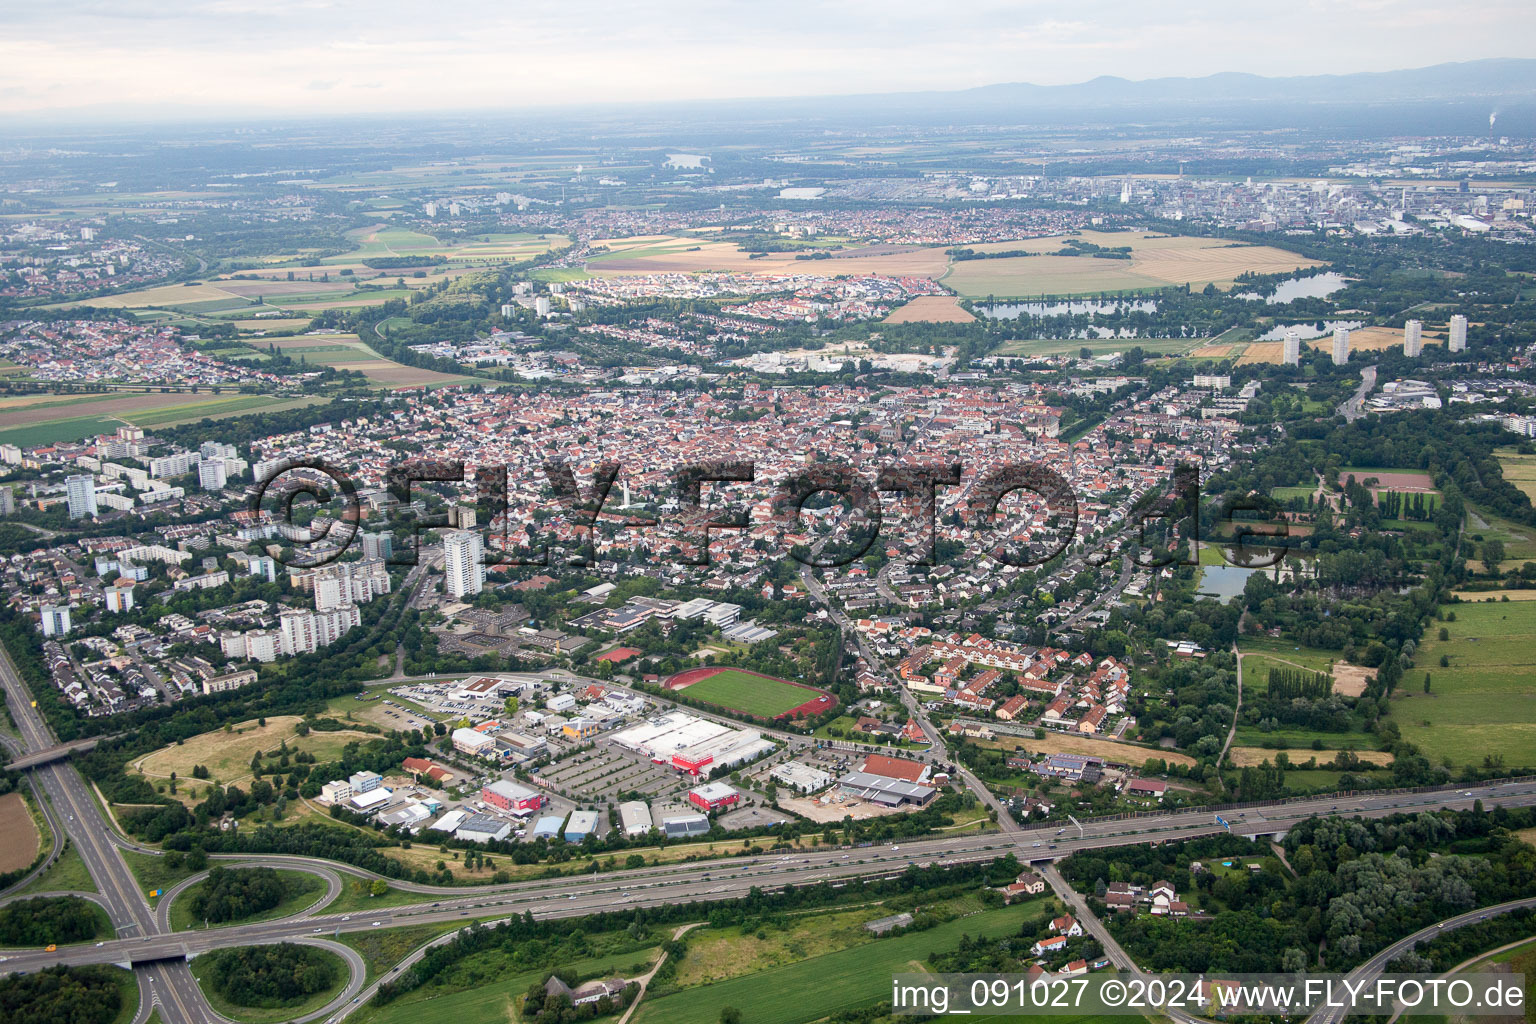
[
  {"left": 942, "top": 230, "right": 1319, "bottom": 299},
  {"left": 666, "top": 667, "right": 835, "bottom": 719},
  {"left": 1394, "top": 601, "right": 1536, "bottom": 769}
]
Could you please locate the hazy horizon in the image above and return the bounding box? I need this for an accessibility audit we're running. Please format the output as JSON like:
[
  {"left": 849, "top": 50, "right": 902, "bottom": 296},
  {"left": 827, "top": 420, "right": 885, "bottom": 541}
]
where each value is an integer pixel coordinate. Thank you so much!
[{"left": 3, "top": 0, "right": 1535, "bottom": 119}]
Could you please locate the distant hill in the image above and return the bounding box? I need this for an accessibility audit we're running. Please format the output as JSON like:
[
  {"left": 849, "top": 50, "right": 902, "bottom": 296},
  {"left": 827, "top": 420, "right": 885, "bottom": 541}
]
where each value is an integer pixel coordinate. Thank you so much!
[{"left": 955, "top": 59, "right": 1536, "bottom": 109}]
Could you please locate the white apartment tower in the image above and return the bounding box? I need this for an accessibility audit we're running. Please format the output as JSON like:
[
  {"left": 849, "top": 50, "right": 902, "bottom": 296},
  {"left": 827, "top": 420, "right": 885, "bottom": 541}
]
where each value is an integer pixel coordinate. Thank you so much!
[
  {"left": 1282, "top": 329, "right": 1302, "bottom": 367},
  {"left": 442, "top": 529, "right": 484, "bottom": 599},
  {"left": 1332, "top": 327, "right": 1351, "bottom": 366},
  {"left": 1448, "top": 314, "right": 1468, "bottom": 353},
  {"left": 1403, "top": 319, "right": 1423, "bottom": 357},
  {"left": 66, "top": 474, "right": 97, "bottom": 520}
]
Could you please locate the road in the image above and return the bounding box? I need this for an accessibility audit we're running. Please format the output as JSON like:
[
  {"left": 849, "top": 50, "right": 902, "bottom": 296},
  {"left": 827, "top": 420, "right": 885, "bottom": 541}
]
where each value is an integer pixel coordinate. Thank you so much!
[
  {"left": 1338, "top": 364, "right": 1378, "bottom": 422},
  {"left": 1310, "top": 895, "right": 1536, "bottom": 1024}
]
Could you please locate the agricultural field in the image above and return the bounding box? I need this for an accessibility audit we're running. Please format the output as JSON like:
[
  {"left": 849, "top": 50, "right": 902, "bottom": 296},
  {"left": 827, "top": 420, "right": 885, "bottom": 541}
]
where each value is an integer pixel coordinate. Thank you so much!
[
  {"left": 1228, "top": 746, "right": 1393, "bottom": 768},
  {"left": 0, "top": 791, "right": 41, "bottom": 873},
  {"left": 942, "top": 230, "right": 1319, "bottom": 299},
  {"left": 1496, "top": 446, "right": 1536, "bottom": 503},
  {"left": 1395, "top": 601, "right": 1536, "bottom": 769},
  {"left": 321, "top": 226, "right": 565, "bottom": 266},
  {"left": 0, "top": 390, "right": 317, "bottom": 448},
  {"left": 248, "top": 335, "right": 477, "bottom": 389},
  {"left": 635, "top": 900, "right": 1049, "bottom": 1024},
  {"left": 882, "top": 294, "right": 975, "bottom": 323},
  {"left": 666, "top": 667, "right": 834, "bottom": 719},
  {"left": 585, "top": 233, "right": 950, "bottom": 278},
  {"left": 129, "top": 716, "right": 378, "bottom": 794}
]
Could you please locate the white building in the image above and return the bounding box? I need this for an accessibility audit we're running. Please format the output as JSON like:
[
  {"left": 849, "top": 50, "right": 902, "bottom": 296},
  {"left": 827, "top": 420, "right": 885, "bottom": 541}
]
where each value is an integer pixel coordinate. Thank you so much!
[
  {"left": 1281, "top": 329, "right": 1302, "bottom": 367},
  {"left": 66, "top": 474, "right": 97, "bottom": 520},
  {"left": 104, "top": 584, "right": 134, "bottom": 614},
  {"left": 40, "top": 604, "right": 71, "bottom": 637},
  {"left": 197, "top": 459, "right": 227, "bottom": 491},
  {"left": 1404, "top": 319, "right": 1423, "bottom": 357},
  {"left": 1332, "top": 327, "right": 1351, "bottom": 366},
  {"left": 452, "top": 727, "right": 496, "bottom": 757},
  {"left": 1449, "top": 314, "right": 1468, "bottom": 353},
  {"left": 442, "top": 529, "right": 484, "bottom": 599}
]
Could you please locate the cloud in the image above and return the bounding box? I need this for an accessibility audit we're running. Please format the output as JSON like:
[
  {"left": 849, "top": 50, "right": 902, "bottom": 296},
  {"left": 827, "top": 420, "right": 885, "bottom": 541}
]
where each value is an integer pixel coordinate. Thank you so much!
[{"left": 0, "top": 0, "right": 1532, "bottom": 116}]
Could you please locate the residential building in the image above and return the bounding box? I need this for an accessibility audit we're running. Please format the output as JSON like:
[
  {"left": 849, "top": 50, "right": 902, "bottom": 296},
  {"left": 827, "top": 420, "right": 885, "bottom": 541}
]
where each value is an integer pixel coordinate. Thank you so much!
[{"left": 443, "top": 529, "right": 484, "bottom": 599}]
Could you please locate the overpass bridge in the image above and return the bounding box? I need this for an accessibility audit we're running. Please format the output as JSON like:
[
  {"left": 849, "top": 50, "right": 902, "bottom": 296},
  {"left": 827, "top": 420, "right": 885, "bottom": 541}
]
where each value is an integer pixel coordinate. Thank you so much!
[{"left": 6, "top": 736, "right": 100, "bottom": 771}]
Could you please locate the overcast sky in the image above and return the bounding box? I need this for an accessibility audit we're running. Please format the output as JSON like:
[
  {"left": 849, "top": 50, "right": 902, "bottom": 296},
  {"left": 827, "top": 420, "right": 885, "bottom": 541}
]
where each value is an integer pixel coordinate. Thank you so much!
[{"left": 2, "top": 0, "right": 1532, "bottom": 118}]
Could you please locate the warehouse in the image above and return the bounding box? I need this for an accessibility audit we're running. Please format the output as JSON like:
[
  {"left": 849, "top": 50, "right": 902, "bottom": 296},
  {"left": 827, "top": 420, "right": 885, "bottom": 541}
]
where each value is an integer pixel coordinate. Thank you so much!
[
  {"left": 837, "top": 771, "right": 937, "bottom": 807},
  {"left": 618, "top": 801, "right": 654, "bottom": 836},
  {"left": 531, "top": 814, "right": 565, "bottom": 841},
  {"left": 770, "top": 761, "right": 833, "bottom": 793},
  {"left": 687, "top": 781, "right": 740, "bottom": 812},
  {"left": 564, "top": 809, "right": 601, "bottom": 842},
  {"left": 482, "top": 778, "right": 545, "bottom": 814},
  {"left": 611, "top": 711, "right": 774, "bottom": 776},
  {"left": 661, "top": 812, "right": 710, "bottom": 838},
  {"left": 455, "top": 814, "right": 512, "bottom": 843}
]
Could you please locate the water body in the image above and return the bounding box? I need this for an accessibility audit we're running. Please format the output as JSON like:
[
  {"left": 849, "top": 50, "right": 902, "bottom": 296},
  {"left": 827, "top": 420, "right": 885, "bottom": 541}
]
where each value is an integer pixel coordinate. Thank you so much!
[
  {"left": 1255, "top": 319, "right": 1364, "bottom": 342},
  {"left": 1197, "top": 565, "right": 1257, "bottom": 602},
  {"left": 1234, "top": 272, "right": 1350, "bottom": 304},
  {"left": 977, "top": 299, "right": 1159, "bottom": 319}
]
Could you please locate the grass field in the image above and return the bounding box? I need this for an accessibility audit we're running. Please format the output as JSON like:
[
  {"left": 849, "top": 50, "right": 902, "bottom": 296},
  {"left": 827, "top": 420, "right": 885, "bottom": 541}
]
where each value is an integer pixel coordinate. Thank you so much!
[
  {"left": 190, "top": 945, "right": 349, "bottom": 1024},
  {"left": 1395, "top": 601, "right": 1536, "bottom": 769},
  {"left": 130, "top": 716, "right": 378, "bottom": 793},
  {"left": 17, "top": 840, "right": 97, "bottom": 896},
  {"left": 168, "top": 869, "right": 326, "bottom": 931},
  {"left": 635, "top": 900, "right": 1048, "bottom": 1024},
  {"left": 669, "top": 668, "right": 826, "bottom": 718},
  {"left": 0, "top": 791, "right": 40, "bottom": 873},
  {"left": 1467, "top": 503, "right": 1536, "bottom": 563},
  {"left": 357, "top": 944, "right": 660, "bottom": 1024},
  {"left": 943, "top": 231, "right": 1319, "bottom": 299}
]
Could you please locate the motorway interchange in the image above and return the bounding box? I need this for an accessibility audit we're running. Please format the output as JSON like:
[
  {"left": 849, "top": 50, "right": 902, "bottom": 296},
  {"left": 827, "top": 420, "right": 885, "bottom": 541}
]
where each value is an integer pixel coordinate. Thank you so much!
[{"left": 3, "top": 634, "right": 1536, "bottom": 1022}]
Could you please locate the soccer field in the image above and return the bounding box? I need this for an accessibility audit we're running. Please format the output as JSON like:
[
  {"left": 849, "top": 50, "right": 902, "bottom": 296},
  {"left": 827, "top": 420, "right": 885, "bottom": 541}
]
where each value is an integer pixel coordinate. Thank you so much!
[{"left": 673, "top": 668, "right": 824, "bottom": 718}]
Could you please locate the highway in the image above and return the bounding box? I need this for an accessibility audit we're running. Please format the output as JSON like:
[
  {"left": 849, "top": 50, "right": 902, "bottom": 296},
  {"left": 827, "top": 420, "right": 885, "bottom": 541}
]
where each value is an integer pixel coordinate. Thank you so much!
[{"left": 4, "top": 622, "right": 1536, "bottom": 1023}]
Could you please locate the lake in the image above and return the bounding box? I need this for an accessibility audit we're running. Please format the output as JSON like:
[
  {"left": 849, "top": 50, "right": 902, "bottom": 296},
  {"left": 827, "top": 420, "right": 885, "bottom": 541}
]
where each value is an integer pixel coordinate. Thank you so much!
[
  {"left": 1234, "top": 272, "right": 1349, "bottom": 304},
  {"left": 977, "top": 299, "right": 1158, "bottom": 319},
  {"left": 1255, "top": 319, "right": 1364, "bottom": 342}
]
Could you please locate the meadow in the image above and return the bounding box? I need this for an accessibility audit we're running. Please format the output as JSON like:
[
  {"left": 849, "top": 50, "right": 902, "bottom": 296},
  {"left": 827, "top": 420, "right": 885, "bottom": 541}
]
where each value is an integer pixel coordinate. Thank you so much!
[
  {"left": 249, "top": 335, "right": 477, "bottom": 389},
  {"left": 130, "top": 716, "right": 378, "bottom": 793},
  {"left": 634, "top": 900, "right": 1048, "bottom": 1024},
  {"left": 1394, "top": 601, "right": 1536, "bottom": 769}
]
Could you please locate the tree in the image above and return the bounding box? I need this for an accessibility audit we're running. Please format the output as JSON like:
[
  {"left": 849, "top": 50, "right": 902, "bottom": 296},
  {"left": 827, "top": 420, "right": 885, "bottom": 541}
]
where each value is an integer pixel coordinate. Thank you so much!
[
  {"left": 1483, "top": 539, "right": 1506, "bottom": 574},
  {"left": 720, "top": 1008, "right": 743, "bottom": 1024},
  {"left": 1423, "top": 673, "right": 1431, "bottom": 694},
  {"left": 369, "top": 879, "right": 389, "bottom": 898}
]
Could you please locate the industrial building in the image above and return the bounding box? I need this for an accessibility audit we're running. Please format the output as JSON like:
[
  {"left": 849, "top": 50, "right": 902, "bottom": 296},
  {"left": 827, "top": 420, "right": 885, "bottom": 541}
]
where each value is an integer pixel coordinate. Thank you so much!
[
  {"left": 611, "top": 711, "right": 775, "bottom": 777},
  {"left": 687, "top": 781, "right": 740, "bottom": 812},
  {"left": 618, "top": 801, "right": 653, "bottom": 836},
  {"left": 564, "top": 809, "right": 601, "bottom": 842},
  {"left": 482, "top": 778, "right": 545, "bottom": 814},
  {"left": 456, "top": 814, "right": 512, "bottom": 843}
]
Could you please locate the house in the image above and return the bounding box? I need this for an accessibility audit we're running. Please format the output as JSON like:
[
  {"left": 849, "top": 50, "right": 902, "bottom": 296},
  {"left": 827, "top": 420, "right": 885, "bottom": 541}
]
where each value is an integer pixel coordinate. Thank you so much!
[
  {"left": 997, "top": 695, "right": 1030, "bottom": 721},
  {"left": 1001, "top": 870, "right": 1047, "bottom": 903},
  {"left": 1031, "top": 935, "right": 1069, "bottom": 956},
  {"left": 1125, "top": 778, "right": 1167, "bottom": 800},
  {"left": 1059, "top": 959, "right": 1088, "bottom": 977},
  {"left": 1051, "top": 914, "right": 1084, "bottom": 937}
]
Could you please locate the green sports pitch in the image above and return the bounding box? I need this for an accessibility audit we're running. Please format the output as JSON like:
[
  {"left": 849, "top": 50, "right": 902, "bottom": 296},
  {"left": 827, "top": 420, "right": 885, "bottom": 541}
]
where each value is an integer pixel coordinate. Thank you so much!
[{"left": 668, "top": 667, "right": 829, "bottom": 719}]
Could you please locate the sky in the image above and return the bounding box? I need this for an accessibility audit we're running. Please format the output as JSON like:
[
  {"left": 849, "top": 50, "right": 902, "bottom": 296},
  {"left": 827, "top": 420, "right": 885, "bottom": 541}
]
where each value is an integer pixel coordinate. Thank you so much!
[{"left": 2, "top": 0, "right": 1533, "bottom": 118}]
